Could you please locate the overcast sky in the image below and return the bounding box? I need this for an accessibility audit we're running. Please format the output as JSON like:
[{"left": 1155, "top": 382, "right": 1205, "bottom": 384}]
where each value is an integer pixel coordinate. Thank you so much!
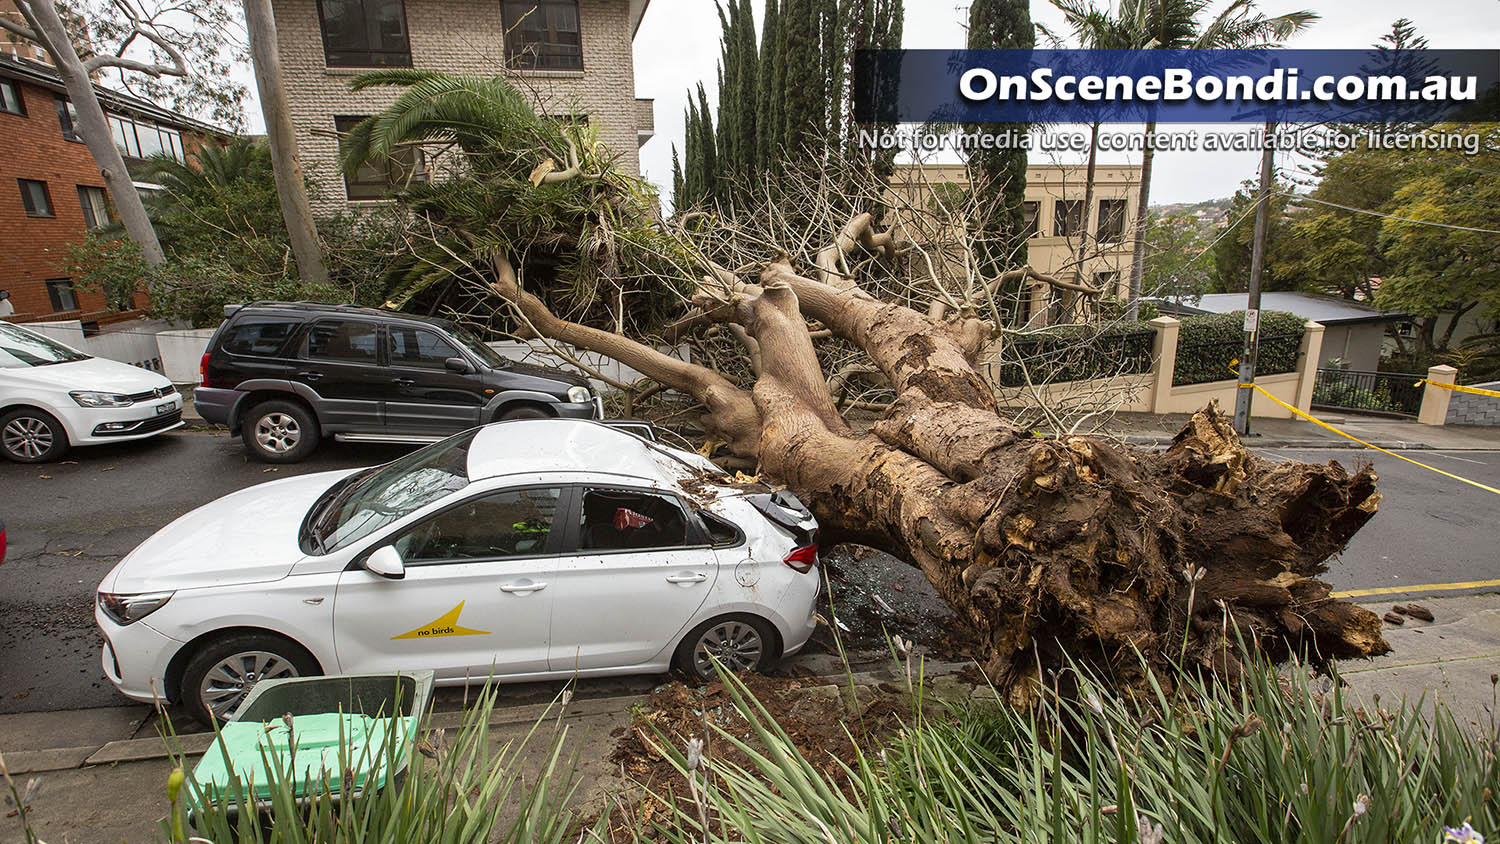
[{"left": 631, "top": 0, "right": 1499, "bottom": 207}]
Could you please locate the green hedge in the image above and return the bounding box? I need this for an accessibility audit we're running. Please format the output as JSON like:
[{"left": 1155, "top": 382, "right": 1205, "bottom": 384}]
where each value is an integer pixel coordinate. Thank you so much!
[{"left": 1173, "top": 310, "right": 1306, "bottom": 386}]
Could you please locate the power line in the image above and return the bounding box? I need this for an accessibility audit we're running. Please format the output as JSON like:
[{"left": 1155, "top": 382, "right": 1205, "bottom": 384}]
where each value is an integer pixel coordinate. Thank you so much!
[{"left": 1279, "top": 193, "right": 1500, "bottom": 235}]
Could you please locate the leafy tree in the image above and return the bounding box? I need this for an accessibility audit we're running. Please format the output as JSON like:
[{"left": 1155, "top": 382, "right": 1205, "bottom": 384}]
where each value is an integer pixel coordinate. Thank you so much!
[
  {"left": 1142, "top": 210, "right": 1216, "bottom": 300},
  {"left": 965, "top": 0, "right": 1034, "bottom": 275},
  {"left": 0, "top": 1, "right": 248, "bottom": 268},
  {"left": 1212, "top": 179, "right": 1295, "bottom": 293}
]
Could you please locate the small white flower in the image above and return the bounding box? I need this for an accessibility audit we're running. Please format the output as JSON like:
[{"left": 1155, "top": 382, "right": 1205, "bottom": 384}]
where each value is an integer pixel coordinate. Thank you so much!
[
  {"left": 1353, "top": 794, "right": 1370, "bottom": 816},
  {"left": 1137, "top": 817, "right": 1165, "bottom": 844},
  {"left": 1445, "top": 822, "right": 1486, "bottom": 844},
  {"left": 685, "top": 737, "right": 704, "bottom": 772}
]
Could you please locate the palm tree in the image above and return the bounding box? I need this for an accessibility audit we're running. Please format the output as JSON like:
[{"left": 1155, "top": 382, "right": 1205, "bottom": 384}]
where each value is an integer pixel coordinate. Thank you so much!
[{"left": 1051, "top": 0, "right": 1317, "bottom": 319}]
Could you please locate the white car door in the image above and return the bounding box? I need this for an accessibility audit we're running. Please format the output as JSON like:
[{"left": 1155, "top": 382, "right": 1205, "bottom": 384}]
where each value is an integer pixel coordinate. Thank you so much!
[
  {"left": 546, "top": 486, "right": 717, "bottom": 671},
  {"left": 332, "top": 485, "right": 566, "bottom": 680}
]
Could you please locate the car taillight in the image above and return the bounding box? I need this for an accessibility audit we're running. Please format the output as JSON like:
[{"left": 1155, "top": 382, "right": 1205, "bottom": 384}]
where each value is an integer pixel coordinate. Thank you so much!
[
  {"left": 782, "top": 544, "right": 817, "bottom": 573},
  {"left": 199, "top": 352, "right": 211, "bottom": 388}
]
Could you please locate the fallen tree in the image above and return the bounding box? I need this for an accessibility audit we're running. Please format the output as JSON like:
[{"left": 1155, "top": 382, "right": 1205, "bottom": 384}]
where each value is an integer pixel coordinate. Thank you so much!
[{"left": 342, "top": 72, "right": 1389, "bottom": 701}]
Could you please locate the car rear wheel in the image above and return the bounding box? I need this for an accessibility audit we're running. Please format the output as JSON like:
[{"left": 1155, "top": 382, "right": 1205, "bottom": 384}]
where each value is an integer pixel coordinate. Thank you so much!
[
  {"left": 242, "top": 400, "right": 319, "bottom": 463},
  {"left": 676, "top": 615, "right": 777, "bottom": 682},
  {"left": 0, "top": 408, "right": 69, "bottom": 463},
  {"left": 180, "top": 632, "right": 321, "bottom": 725}
]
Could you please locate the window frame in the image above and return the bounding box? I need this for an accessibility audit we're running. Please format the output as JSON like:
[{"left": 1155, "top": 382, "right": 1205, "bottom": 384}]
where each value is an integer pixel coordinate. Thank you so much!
[
  {"left": 0, "top": 78, "right": 25, "bottom": 116},
  {"left": 1096, "top": 198, "right": 1128, "bottom": 243},
  {"left": 1053, "top": 199, "right": 1084, "bottom": 238},
  {"left": 563, "top": 484, "right": 710, "bottom": 556},
  {"left": 301, "top": 318, "right": 382, "bottom": 364},
  {"left": 219, "top": 316, "right": 304, "bottom": 359},
  {"left": 18, "top": 179, "right": 54, "bottom": 217},
  {"left": 1021, "top": 200, "right": 1040, "bottom": 238},
  {"left": 336, "top": 115, "right": 426, "bottom": 201},
  {"left": 377, "top": 483, "right": 574, "bottom": 568},
  {"left": 54, "top": 96, "right": 81, "bottom": 142},
  {"left": 77, "top": 185, "right": 110, "bottom": 230},
  {"left": 502, "top": 0, "right": 584, "bottom": 71},
  {"left": 45, "top": 279, "right": 78, "bottom": 312},
  {"left": 316, "top": 0, "right": 413, "bottom": 68},
  {"left": 386, "top": 325, "right": 462, "bottom": 370}
]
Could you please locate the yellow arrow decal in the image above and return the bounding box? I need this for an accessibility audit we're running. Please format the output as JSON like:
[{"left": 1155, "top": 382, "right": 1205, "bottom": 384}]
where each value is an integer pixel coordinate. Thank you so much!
[{"left": 391, "top": 601, "right": 491, "bottom": 640}]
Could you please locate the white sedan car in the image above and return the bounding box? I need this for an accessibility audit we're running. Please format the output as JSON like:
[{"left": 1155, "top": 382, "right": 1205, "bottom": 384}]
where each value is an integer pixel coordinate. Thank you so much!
[
  {"left": 97, "top": 420, "right": 821, "bottom": 723},
  {"left": 1, "top": 321, "right": 182, "bottom": 462}
]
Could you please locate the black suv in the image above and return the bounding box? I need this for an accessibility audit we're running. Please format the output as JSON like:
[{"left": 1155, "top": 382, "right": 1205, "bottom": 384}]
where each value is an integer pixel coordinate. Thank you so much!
[{"left": 195, "top": 302, "right": 600, "bottom": 462}]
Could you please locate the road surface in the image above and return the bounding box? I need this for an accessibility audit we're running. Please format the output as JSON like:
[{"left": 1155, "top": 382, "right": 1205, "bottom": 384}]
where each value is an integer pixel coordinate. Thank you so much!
[{"left": 1, "top": 432, "right": 1495, "bottom": 714}]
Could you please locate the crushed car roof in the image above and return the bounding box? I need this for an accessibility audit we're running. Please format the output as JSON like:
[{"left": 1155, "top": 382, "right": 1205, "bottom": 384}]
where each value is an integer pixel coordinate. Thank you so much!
[{"left": 466, "top": 419, "right": 719, "bottom": 487}]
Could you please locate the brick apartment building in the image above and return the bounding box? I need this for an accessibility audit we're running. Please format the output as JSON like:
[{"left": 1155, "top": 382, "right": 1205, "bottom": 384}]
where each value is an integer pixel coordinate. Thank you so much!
[
  {"left": 0, "top": 51, "right": 225, "bottom": 325},
  {"left": 270, "top": 0, "right": 656, "bottom": 216}
]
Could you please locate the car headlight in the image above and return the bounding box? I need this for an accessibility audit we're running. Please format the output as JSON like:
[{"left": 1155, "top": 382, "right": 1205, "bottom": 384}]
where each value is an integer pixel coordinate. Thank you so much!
[
  {"left": 567, "top": 386, "right": 592, "bottom": 403},
  {"left": 98, "top": 591, "right": 174, "bottom": 625},
  {"left": 71, "top": 390, "right": 133, "bottom": 408}
]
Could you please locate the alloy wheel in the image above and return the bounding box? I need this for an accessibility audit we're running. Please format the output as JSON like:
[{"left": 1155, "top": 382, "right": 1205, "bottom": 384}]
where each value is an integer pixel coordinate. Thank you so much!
[
  {"left": 199, "top": 650, "right": 299, "bottom": 720},
  {"left": 2, "top": 416, "right": 53, "bottom": 460},
  {"left": 253, "top": 413, "right": 301, "bottom": 454},
  {"left": 693, "top": 620, "right": 764, "bottom": 676}
]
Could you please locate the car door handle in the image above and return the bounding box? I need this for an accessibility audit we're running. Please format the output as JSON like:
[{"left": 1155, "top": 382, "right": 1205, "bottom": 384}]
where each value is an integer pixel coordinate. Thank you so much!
[
  {"left": 666, "top": 572, "right": 708, "bottom": 584},
  {"left": 392, "top": 377, "right": 415, "bottom": 386},
  {"left": 297, "top": 371, "right": 323, "bottom": 381},
  {"left": 499, "top": 581, "right": 548, "bottom": 593}
]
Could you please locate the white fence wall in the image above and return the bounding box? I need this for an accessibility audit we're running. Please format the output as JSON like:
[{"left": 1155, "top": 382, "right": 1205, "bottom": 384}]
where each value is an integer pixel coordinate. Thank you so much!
[{"left": 25, "top": 320, "right": 165, "bottom": 373}]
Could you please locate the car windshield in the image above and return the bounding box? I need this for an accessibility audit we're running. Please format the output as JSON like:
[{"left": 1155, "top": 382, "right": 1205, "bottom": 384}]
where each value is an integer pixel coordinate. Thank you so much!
[
  {"left": 308, "top": 430, "right": 478, "bottom": 553},
  {"left": 0, "top": 323, "right": 91, "bottom": 368},
  {"left": 449, "top": 326, "right": 507, "bottom": 369}
]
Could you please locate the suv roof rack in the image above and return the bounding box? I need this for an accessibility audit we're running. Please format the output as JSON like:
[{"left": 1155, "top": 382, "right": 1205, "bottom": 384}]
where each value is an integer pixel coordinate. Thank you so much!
[{"left": 232, "top": 301, "right": 454, "bottom": 327}]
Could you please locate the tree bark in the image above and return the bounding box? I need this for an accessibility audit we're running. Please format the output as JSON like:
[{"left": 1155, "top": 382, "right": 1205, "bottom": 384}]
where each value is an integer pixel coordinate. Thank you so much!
[
  {"left": 1124, "top": 119, "right": 1156, "bottom": 321},
  {"left": 484, "top": 220, "right": 1388, "bottom": 702},
  {"left": 243, "top": 0, "right": 329, "bottom": 287},
  {"left": 18, "top": 1, "right": 167, "bottom": 268}
]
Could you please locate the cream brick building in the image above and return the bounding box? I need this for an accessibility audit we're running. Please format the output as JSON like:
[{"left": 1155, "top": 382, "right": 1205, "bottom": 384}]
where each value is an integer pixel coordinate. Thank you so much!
[
  {"left": 893, "top": 163, "right": 1143, "bottom": 325},
  {"left": 269, "top": 0, "right": 655, "bottom": 216}
]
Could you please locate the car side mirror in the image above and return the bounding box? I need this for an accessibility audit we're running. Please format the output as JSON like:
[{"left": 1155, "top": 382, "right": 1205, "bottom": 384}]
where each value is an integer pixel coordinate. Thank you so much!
[
  {"left": 364, "top": 545, "right": 406, "bottom": 580},
  {"left": 444, "top": 357, "right": 472, "bottom": 374}
]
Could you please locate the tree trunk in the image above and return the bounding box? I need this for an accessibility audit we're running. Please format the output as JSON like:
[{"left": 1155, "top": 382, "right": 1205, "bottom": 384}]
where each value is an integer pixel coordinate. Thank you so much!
[
  {"left": 1124, "top": 119, "right": 1156, "bottom": 321},
  {"left": 24, "top": 1, "right": 166, "bottom": 268},
  {"left": 486, "top": 226, "right": 1389, "bottom": 703},
  {"left": 243, "top": 0, "right": 329, "bottom": 287}
]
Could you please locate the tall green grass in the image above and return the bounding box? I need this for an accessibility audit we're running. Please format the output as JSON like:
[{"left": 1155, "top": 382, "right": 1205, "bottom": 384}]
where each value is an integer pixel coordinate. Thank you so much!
[{"left": 643, "top": 655, "right": 1498, "bottom": 844}]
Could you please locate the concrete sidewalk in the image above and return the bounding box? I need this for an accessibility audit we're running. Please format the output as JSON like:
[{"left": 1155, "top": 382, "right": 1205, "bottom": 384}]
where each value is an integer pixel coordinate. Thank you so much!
[{"left": 1105, "top": 410, "right": 1500, "bottom": 450}]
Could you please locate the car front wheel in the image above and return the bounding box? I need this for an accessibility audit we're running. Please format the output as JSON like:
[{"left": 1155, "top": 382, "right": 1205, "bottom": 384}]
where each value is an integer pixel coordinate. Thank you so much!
[
  {"left": 0, "top": 408, "right": 69, "bottom": 463},
  {"left": 676, "top": 615, "right": 777, "bottom": 682},
  {"left": 242, "top": 399, "right": 320, "bottom": 463},
  {"left": 179, "top": 632, "right": 321, "bottom": 725}
]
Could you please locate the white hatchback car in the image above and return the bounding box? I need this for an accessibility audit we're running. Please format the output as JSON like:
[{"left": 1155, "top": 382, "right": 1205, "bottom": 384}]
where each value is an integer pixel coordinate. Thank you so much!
[
  {"left": 97, "top": 420, "right": 821, "bottom": 723},
  {"left": 0, "top": 321, "right": 182, "bottom": 462}
]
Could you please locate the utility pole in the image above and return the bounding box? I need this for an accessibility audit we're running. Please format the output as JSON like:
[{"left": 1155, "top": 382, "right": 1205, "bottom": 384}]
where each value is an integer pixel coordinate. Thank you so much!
[{"left": 1234, "top": 119, "right": 1275, "bottom": 435}]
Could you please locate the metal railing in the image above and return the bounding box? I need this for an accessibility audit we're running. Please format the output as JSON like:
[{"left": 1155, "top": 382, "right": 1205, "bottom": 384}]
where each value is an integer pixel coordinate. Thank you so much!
[
  {"left": 994, "top": 329, "right": 1156, "bottom": 388},
  {"left": 1311, "top": 368, "right": 1425, "bottom": 417}
]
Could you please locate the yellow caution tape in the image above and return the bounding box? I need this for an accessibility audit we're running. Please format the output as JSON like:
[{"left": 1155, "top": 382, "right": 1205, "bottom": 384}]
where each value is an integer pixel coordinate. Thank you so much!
[
  {"left": 1237, "top": 381, "right": 1500, "bottom": 497},
  {"left": 1416, "top": 379, "right": 1500, "bottom": 399}
]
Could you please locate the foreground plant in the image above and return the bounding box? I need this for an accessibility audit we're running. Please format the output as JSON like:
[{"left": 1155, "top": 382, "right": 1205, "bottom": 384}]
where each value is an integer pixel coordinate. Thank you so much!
[{"left": 640, "top": 659, "right": 1498, "bottom": 844}]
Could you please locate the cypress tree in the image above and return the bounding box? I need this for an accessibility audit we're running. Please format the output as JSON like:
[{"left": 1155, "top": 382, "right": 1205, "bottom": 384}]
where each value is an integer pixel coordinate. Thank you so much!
[
  {"left": 780, "top": 0, "right": 821, "bottom": 154},
  {"left": 734, "top": 0, "right": 758, "bottom": 178},
  {"left": 966, "top": 0, "right": 1033, "bottom": 273},
  {"left": 670, "top": 144, "right": 685, "bottom": 212},
  {"left": 755, "top": 0, "right": 781, "bottom": 173}
]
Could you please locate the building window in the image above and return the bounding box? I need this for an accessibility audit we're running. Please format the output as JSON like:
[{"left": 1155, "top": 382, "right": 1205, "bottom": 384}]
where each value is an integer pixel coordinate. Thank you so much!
[
  {"left": 55, "top": 96, "right": 80, "bottom": 142},
  {"left": 1021, "top": 201, "right": 1039, "bottom": 238},
  {"left": 18, "top": 179, "right": 54, "bottom": 217},
  {"left": 1053, "top": 199, "right": 1084, "bottom": 238},
  {"left": 78, "top": 186, "right": 110, "bottom": 229},
  {"left": 1096, "top": 199, "right": 1127, "bottom": 243},
  {"left": 336, "top": 115, "right": 426, "bottom": 200},
  {"left": 107, "top": 114, "right": 184, "bottom": 162},
  {"left": 0, "top": 79, "right": 24, "bottom": 115},
  {"left": 503, "top": 0, "right": 583, "bottom": 70},
  {"left": 317, "top": 0, "right": 411, "bottom": 67},
  {"left": 45, "top": 279, "right": 78, "bottom": 312}
]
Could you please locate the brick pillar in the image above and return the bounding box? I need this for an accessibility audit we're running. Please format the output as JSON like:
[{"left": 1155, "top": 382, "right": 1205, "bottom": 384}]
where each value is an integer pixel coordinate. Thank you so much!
[
  {"left": 1293, "top": 321, "right": 1325, "bottom": 414},
  {"left": 1418, "top": 364, "right": 1458, "bottom": 426},
  {"left": 1148, "top": 316, "right": 1180, "bottom": 415}
]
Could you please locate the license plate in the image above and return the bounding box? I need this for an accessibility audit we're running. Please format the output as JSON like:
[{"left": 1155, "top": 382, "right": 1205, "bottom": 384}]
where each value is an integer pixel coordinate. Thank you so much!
[{"left": 156, "top": 401, "right": 175, "bottom": 416}]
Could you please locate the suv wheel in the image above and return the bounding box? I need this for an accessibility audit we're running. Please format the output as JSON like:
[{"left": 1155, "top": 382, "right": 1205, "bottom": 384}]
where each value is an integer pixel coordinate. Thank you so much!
[
  {"left": 180, "top": 632, "right": 321, "bottom": 725},
  {"left": 1, "top": 408, "right": 70, "bottom": 463},
  {"left": 242, "top": 400, "right": 320, "bottom": 463}
]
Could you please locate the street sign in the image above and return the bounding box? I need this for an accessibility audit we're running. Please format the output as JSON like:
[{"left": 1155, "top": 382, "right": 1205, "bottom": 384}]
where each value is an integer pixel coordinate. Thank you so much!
[{"left": 1243, "top": 308, "right": 1259, "bottom": 333}]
